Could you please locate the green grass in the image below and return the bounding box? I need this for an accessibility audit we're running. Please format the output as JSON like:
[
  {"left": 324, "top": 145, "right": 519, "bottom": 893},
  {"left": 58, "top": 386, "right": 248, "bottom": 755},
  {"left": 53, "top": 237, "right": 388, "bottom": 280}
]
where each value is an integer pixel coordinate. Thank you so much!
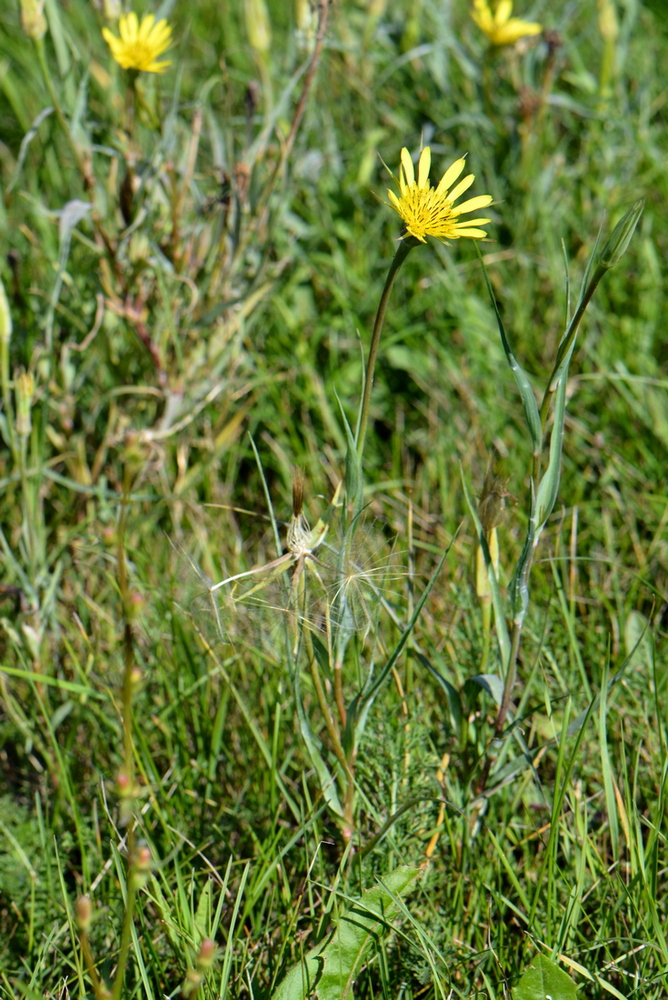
[{"left": 0, "top": 0, "right": 667, "bottom": 997}]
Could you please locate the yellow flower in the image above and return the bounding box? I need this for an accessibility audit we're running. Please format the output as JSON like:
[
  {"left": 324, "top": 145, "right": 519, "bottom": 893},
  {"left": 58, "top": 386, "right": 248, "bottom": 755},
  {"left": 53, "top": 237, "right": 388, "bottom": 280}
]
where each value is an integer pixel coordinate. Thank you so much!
[
  {"left": 102, "top": 12, "right": 172, "bottom": 73},
  {"left": 471, "top": 0, "right": 542, "bottom": 46},
  {"left": 387, "top": 147, "right": 493, "bottom": 244}
]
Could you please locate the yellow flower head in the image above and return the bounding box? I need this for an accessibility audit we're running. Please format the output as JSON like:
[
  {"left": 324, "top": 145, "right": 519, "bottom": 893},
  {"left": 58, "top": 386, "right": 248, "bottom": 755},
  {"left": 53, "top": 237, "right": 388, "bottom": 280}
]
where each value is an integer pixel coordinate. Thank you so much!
[
  {"left": 102, "top": 12, "right": 172, "bottom": 73},
  {"left": 387, "top": 147, "right": 493, "bottom": 244},
  {"left": 471, "top": 0, "right": 542, "bottom": 46}
]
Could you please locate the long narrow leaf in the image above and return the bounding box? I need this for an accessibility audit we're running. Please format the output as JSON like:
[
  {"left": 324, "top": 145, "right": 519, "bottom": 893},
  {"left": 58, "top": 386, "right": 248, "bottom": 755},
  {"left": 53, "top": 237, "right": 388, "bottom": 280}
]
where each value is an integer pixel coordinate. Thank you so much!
[
  {"left": 475, "top": 245, "right": 541, "bottom": 451},
  {"left": 461, "top": 473, "right": 511, "bottom": 669}
]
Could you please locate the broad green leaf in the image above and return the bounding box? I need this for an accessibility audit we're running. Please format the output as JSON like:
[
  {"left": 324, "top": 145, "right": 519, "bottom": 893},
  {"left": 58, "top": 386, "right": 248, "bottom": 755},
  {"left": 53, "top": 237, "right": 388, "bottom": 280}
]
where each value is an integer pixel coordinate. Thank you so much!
[
  {"left": 513, "top": 954, "right": 577, "bottom": 1000},
  {"left": 272, "top": 865, "right": 424, "bottom": 1000},
  {"left": 466, "top": 673, "right": 504, "bottom": 707},
  {"left": 414, "top": 651, "right": 463, "bottom": 737},
  {"left": 508, "top": 479, "right": 536, "bottom": 623},
  {"left": 535, "top": 370, "right": 567, "bottom": 530},
  {"left": 624, "top": 609, "right": 653, "bottom": 671},
  {"left": 194, "top": 878, "right": 213, "bottom": 940}
]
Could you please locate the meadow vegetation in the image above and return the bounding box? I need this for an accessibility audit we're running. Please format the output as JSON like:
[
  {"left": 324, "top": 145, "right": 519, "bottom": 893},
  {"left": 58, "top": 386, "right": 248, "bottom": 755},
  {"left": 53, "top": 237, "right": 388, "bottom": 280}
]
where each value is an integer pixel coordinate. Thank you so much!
[{"left": 0, "top": 0, "right": 667, "bottom": 997}]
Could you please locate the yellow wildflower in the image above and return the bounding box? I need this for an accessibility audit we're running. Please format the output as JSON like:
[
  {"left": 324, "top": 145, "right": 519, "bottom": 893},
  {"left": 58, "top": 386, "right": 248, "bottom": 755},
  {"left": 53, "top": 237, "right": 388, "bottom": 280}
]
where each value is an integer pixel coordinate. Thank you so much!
[
  {"left": 471, "top": 0, "right": 542, "bottom": 46},
  {"left": 102, "top": 12, "right": 172, "bottom": 73},
  {"left": 387, "top": 147, "right": 493, "bottom": 244}
]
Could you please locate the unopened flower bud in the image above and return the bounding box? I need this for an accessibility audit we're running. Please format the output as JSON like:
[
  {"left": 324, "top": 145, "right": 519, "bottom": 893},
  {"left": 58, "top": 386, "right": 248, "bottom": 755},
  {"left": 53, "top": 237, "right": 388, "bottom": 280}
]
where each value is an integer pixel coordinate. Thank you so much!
[
  {"left": 102, "top": 0, "right": 121, "bottom": 21},
  {"left": 599, "top": 199, "right": 644, "bottom": 270},
  {"left": 127, "top": 591, "right": 145, "bottom": 620},
  {"left": 181, "top": 968, "right": 203, "bottom": 998},
  {"left": 20, "top": 0, "right": 47, "bottom": 40},
  {"left": 117, "top": 770, "right": 134, "bottom": 798},
  {"left": 245, "top": 0, "right": 271, "bottom": 53},
  {"left": 130, "top": 844, "right": 153, "bottom": 888},
  {"left": 14, "top": 368, "right": 35, "bottom": 437},
  {"left": 476, "top": 527, "right": 499, "bottom": 602},
  {"left": 101, "top": 525, "right": 116, "bottom": 545},
  {"left": 0, "top": 276, "right": 12, "bottom": 344},
  {"left": 295, "top": 0, "right": 315, "bottom": 47},
  {"left": 134, "top": 845, "right": 152, "bottom": 870},
  {"left": 196, "top": 938, "right": 217, "bottom": 971},
  {"left": 598, "top": 0, "right": 619, "bottom": 43},
  {"left": 76, "top": 894, "right": 93, "bottom": 932}
]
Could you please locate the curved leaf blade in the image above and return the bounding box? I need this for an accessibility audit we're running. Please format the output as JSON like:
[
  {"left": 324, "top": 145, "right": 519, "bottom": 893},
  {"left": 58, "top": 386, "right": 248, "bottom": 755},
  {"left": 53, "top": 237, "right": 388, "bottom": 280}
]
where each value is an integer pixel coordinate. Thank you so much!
[{"left": 272, "top": 865, "right": 424, "bottom": 1000}]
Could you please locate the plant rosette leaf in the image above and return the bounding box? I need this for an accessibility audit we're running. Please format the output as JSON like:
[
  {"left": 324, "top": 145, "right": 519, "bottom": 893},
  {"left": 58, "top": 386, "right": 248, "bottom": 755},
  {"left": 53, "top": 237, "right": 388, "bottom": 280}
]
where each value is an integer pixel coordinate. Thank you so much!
[{"left": 513, "top": 954, "right": 578, "bottom": 1000}]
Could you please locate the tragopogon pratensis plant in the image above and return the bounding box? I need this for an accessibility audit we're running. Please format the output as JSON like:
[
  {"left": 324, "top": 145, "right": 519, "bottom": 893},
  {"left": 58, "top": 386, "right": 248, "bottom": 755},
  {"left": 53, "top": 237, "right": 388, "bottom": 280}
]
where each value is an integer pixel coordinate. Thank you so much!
[{"left": 270, "top": 145, "right": 493, "bottom": 839}]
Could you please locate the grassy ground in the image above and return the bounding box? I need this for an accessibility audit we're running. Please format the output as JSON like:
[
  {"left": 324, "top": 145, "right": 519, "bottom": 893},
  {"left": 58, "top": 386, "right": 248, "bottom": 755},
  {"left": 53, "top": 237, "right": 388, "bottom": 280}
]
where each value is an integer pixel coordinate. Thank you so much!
[{"left": 0, "top": 0, "right": 667, "bottom": 997}]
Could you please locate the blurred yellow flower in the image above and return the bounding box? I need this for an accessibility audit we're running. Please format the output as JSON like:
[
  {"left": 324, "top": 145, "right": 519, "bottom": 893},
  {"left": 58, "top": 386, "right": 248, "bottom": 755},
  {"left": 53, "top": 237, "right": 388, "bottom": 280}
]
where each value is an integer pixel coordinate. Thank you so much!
[
  {"left": 387, "top": 147, "right": 493, "bottom": 244},
  {"left": 471, "top": 0, "right": 541, "bottom": 46},
  {"left": 102, "top": 12, "right": 172, "bottom": 73}
]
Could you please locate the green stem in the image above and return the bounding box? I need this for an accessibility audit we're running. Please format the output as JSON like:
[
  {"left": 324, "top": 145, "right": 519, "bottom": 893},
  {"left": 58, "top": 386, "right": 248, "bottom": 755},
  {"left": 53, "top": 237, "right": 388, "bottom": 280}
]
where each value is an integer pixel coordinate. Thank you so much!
[
  {"left": 117, "top": 490, "right": 135, "bottom": 785},
  {"left": 111, "top": 473, "right": 139, "bottom": 1000},
  {"left": 80, "top": 930, "right": 111, "bottom": 1000},
  {"left": 111, "top": 857, "right": 137, "bottom": 1000},
  {"left": 355, "top": 238, "right": 415, "bottom": 459}
]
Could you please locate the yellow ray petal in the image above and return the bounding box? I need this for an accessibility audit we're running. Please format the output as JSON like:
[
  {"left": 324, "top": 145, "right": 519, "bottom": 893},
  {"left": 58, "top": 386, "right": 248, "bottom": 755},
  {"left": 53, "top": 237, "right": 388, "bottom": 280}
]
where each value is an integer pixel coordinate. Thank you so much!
[
  {"left": 452, "top": 226, "right": 489, "bottom": 238},
  {"left": 496, "top": 0, "right": 513, "bottom": 26},
  {"left": 451, "top": 194, "right": 494, "bottom": 216},
  {"left": 435, "top": 158, "right": 466, "bottom": 197},
  {"left": 417, "top": 147, "right": 431, "bottom": 189},
  {"left": 137, "top": 13, "right": 155, "bottom": 40},
  {"left": 400, "top": 147, "right": 415, "bottom": 189},
  {"left": 120, "top": 12, "right": 138, "bottom": 42},
  {"left": 447, "top": 174, "right": 475, "bottom": 203}
]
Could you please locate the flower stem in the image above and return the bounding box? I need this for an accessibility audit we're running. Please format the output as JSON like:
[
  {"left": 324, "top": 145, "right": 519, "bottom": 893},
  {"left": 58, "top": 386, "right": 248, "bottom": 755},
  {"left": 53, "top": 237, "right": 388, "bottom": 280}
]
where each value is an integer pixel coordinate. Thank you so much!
[
  {"left": 111, "top": 471, "right": 139, "bottom": 1000},
  {"left": 355, "top": 238, "right": 415, "bottom": 459}
]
